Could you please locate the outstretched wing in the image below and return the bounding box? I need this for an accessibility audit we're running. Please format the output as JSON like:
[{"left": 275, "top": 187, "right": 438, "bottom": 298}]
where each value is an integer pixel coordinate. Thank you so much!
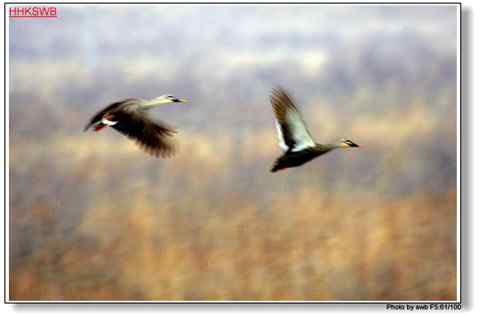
[
  {"left": 270, "top": 88, "right": 315, "bottom": 152},
  {"left": 109, "top": 109, "right": 177, "bottom": 158},
  {"left": 83, "top": 98, "right": 138, "bottom": 131}
]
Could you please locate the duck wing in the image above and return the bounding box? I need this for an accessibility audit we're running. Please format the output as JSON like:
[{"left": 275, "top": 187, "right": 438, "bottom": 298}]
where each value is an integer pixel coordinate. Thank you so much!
[
  {"left": 109, "top": 109, "right": 177, "bottom": 158},
  {"left": 270, "top": 88, "right": 315, "bottom": 152},
  {"left": 83, "top": 98, "right": 138, "bottom": 131}
]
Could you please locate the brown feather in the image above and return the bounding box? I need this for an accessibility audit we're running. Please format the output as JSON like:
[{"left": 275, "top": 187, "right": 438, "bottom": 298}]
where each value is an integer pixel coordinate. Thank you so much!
[
  {"left": 270, "top": 87, "right": 300, "bottom": 123},
  {"left": 109, "top": 109, "right": 177, "bottom": 158}
]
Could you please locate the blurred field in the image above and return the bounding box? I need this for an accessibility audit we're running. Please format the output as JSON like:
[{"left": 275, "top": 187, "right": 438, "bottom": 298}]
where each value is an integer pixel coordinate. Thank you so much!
[
  {"left": 8, "top": 4, "right": 458, "bottom": 301},
  {"left": 9, "top": 118, "right": 457, "bottom": 300},
  {"left": 10, "top": 190, "right": 456, "bottom": 301}
]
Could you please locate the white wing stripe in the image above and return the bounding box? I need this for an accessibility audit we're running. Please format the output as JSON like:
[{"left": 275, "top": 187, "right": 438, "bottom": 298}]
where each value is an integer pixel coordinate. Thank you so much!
[
  {"left": 101, "top": 117, "right": 118, "bottom": 126},
  {"left": 286, "top": 109, "right": 315, "bottom": 151}
]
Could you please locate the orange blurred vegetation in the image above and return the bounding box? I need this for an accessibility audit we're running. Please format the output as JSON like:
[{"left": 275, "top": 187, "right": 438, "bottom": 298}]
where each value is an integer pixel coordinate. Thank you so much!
[{"left": 10, "top": 158, "right": 456, "bottom": 300}]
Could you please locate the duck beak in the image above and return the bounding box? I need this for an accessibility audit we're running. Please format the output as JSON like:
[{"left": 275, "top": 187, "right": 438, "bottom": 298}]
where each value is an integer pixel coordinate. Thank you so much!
[
  {"left": 173, "top": 98, "right": 188, "bottom": 103},
  {"left": 351, "top": 142, "right": 359, "bottom": 148}
]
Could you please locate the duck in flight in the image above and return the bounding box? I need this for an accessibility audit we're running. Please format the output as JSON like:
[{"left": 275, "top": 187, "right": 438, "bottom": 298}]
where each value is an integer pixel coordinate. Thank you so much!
[
  {"left": 84, "top": 95, "right": 187, "bottom": 158},
  {"left": 270, "top": 87, "right": 359, "bottom": 172}
]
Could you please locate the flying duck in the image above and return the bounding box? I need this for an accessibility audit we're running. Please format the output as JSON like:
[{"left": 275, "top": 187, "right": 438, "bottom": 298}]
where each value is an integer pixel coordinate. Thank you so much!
[
  {"left": 84, "top": 95, "right": 187, "bottom": 158},
  {"left": 270, "top": 87, "right": 359, "bottom": 172}
]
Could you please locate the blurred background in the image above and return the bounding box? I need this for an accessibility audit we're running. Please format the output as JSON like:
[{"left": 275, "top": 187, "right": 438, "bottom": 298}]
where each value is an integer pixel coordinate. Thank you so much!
[{"left": 9, "top": 4, "right": 458, "bottom": 301}]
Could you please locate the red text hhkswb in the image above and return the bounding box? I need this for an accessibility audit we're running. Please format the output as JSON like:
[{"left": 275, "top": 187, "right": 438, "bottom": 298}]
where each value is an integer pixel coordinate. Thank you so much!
[{"left": 9, "top": 6, "right": 57, "bottom": 18}]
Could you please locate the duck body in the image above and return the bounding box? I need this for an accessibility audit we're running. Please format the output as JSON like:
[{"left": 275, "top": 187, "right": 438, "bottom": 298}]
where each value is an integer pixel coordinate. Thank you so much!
[{"left": 271, "top": 145, "right": 335, "bottom": 172}]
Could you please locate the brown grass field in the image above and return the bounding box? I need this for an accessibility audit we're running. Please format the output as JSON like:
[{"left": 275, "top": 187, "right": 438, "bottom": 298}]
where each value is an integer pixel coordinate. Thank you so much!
[{"left": 10, "top": 123, "right": 457, "bottom": 300}]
